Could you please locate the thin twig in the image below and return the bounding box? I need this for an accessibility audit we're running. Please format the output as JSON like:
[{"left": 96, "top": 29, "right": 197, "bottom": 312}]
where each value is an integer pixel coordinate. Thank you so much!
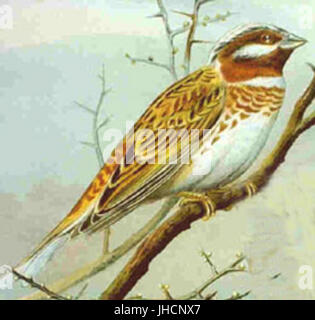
[
  {"left": 201, "top": 251, "right": 219, "bottom": 275},
  {"left": 125, "top": 254, "right": 248, "bottom": 300},
  {"left": 160, "top": 284, "right": 174, "bottom": 300},
  {"left": 12, "top": 269, "right": 69, "bottom": 300},
  {"left": 177, "top": 255, "right": 246, "bottom": 300},
  {"left": 128, "top": 0, "right": 183, "bottom": 80},
  {"left": 127, "top": 1, "right": 233, "bottom": 79},
  {"left": 80, "top": 141, "right": 95, "bottom": 149},
  {"left": 74, "top": 283, "right": 89, "bottom": 300},
  {"left": 125, "top": 55, "right": 171, "bottom": 74},
  {"left": 204, "top": 291, "right": 217, "bottom": 300},
  {"left": 75, "top": 64, "right": 111, "bottom": 168},
  {"left": 93, "top": 64, "right": 108, "bottom": 168},
  {"left": 182, "top": 0, "right": 213, "bottom": 75},
  {"left": 226, "top": 290, "right": 251, "bottom": 300},
  {"left": 171, "top": 24, "right": 191, "bottom": 38},
  {"left": 155, "top": 0, "right": 178, "bottom": 80},
  {"left": 74, "top": 102, "right": 96, "bottom": 115}
]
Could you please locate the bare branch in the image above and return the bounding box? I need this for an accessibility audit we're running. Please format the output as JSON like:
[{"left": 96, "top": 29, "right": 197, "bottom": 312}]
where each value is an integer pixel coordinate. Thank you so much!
[
  {"left": 183, "top": 0, "right": 213, "bottom": 75},
  {"left": 97, "top": 118, "right": 111, "bottom": 132},
  {"left": 131, "top": 1, "right": 234, "bottom": 79},
  {"left": 147, "top": 12, "right": 163, "bottom": 19},
  {"left": 192, "top": 39, "right": 214, "bottom": 44},
  {"left": 201, "top": 251, "right": 219, "bottom": 275},
  {"left": 143, "top": 0, "right": 192, "bottom": 80},
  {"left": 226, "top": 290, "right": 251, "bottom": 300},
  {"left": 297, "top": 110, "right": 315, "bottom": 134},
  {"left": 99, "top": 65, "right": 315, "bottom": 300},
  {"left": 160, "top": 284, "right": 174, "bottom": 300},
  {"left": 74, "top": 283, "right": 89, "bottom": 300},
  {"left": 74, "top": 101, "right": 96, "bottom": 115},
  {"left": 171, "top": 24, "right": 191, "bottom": 38},
  {"left": 80, "top": 141, "right": 96, "bottom": 149},
  {"left": 125, "top": 54, "right": 171, "bottom": 73},
  {"left": 177, "top": 255, "right": 246, "bottom": 300},
  {"left": 204, "top": 291, "right": 217, "bottom": 300},
  {"left": 155, "top": 0, "right": 178, "bottom": 80},
  {"left": 172, "top": 10, "right": 193, "bottom": 18},
  {"left": 125, "top": 254, "right": 248, "bottom": 300},
  {"left": 93, "top": 65, "right": 109, "bottom": 167},
  {"left": 12, "top": 269, "right": 69, "bottom": 300}
]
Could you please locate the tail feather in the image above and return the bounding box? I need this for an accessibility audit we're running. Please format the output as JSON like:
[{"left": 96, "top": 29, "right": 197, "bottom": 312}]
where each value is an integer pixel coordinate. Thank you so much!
[
  {"left": 15, "top": 198, "right": 97, "bottom": 278},
  {"left": 15, "top": 235, "right": 69, "bottom": 278}
]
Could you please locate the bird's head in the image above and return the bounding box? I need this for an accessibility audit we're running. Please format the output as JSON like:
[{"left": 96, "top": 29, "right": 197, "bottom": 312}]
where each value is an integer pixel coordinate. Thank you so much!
[{"left": 208, "top": 24, "right": 307, "bottom": 83}]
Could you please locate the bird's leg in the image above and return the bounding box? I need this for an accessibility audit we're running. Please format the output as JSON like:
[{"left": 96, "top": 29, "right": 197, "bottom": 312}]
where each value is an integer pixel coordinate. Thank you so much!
[
  {"left": 245, "top": 182, "right": 258, "bottom": 197},
  {"left": 177, "top": 191, "right": 216, "bottom": 221}
]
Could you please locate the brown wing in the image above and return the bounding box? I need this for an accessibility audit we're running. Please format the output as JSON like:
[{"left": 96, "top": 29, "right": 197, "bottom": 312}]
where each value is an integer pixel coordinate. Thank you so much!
[
  {"left": 73, "top": 66, "right": 226, "bottom": 234},
  {"left": 36, "top": 66, "right": 225, "bottom": 246}
]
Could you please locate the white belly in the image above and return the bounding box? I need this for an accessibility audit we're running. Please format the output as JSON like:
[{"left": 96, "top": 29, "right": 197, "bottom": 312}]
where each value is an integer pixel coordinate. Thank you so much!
[{"left": 172, "top": 111, "right": 278, "bottom": 192}]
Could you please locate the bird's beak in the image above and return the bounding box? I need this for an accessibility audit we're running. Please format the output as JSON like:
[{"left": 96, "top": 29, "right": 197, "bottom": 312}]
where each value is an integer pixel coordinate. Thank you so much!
[{"left": 280, "top": 33, "right": 307, "bottom": 50}]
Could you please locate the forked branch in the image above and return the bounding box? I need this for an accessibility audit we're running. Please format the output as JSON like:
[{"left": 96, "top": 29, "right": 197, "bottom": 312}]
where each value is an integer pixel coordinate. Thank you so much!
[
  {"left": 100, "top": 64, "right": 315, "bottom": 300},
  {"left": 126, "top": 0, "right": 233, "bottom": 79},
  {"left": 126, "top": 253, "right": 249, "bottom": 300}
]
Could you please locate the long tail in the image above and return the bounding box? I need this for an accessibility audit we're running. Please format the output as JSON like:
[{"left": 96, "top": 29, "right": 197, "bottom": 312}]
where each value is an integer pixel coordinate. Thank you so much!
[
  {"left": 15, "top": 200, "right": 95, "bottom": 278},
  {"left": 15, "top": 234, "right": 69, "bottom": 278},
  {"left": 15, "top": 157, "right": 121, "bottom": 278}
]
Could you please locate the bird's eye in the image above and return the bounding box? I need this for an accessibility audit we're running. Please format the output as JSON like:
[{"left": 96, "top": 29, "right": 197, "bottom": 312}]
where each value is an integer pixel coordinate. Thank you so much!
[{"left": 261, "top": 34, "right": 273, "bottom": 44}]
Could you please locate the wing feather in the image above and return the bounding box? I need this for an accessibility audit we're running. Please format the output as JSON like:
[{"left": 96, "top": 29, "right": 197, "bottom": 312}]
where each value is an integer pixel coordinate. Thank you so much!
[
  {"left": 72, "top": 66, "right": 226, "bottom": 235},
  {"left": 62, "top": 66, "right": 226, "bottom": 237}
]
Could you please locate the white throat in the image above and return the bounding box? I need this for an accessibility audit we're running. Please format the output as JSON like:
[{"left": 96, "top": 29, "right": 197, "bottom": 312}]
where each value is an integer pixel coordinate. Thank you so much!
[{"left": 237, "top": 76, "right": 286, "bottom": 88}]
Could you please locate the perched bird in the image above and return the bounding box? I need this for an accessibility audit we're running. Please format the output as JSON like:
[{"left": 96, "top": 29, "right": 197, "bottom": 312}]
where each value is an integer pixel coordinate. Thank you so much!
[{"left": 16, "top": 24, "right": 306, "bottom": 277}]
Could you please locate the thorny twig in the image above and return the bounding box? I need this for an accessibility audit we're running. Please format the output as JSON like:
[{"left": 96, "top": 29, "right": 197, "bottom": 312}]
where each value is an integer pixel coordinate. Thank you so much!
[
  {"left": 177, "top": 254, "right": 247, "bottom": 300},
  {"left": 148, "top": 0, "right": 179, "bottom": 80},
  {"left": 201, "top": 251, "right": 219, "bottom": 275},
  {"left": 76, "top": 64, "right": 111, "bottom": 168},
  {"left": 126, "top": 0, "right": 233, "bottom": 79},
  {"left": 125, "top": 54, "right": 172, "bottom": 76},
  {"left": 174, "top": 1, "right": 235, "bottom": 75},
  {"left": 181, "top": 0, "right": 213, "bottom": 75},
  {"left": 12, "top": 269, "right": 69, "bottom": 300},
  {"left": 126, "top": 253, "right": 249, "bottom": 300},
  {"left": 75, "top": 64, "right": 112, "bottom": 257}
]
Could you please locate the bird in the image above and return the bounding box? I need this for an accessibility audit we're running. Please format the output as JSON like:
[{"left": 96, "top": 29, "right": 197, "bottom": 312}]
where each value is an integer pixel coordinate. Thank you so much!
[{"left": 15, "top": 23, "right": 306, "bottom": 278}]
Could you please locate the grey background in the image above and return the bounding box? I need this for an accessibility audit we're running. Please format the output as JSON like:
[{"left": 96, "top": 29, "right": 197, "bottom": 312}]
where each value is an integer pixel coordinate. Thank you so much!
[{"left": 0, "top": 0, "right": 314, "bottom": 299}]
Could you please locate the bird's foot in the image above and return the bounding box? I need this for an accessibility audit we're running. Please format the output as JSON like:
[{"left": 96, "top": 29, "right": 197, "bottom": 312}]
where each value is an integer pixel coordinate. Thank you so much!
[
  {"left": 245, "top": 182, "right": 257, "bottom": 197},
  {"left": 177, "top": 191, "right": 216, "bottom": 221}
]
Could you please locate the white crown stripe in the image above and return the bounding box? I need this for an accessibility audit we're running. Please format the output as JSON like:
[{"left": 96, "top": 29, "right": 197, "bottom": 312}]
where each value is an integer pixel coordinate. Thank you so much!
[{"left": 208, "top": 23, "right": 289, "bottom": 63}]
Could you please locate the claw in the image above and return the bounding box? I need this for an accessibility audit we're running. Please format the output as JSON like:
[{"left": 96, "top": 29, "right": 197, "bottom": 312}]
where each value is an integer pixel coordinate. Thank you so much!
[
  {"left": 245, "top": 182, "right": 257, "bottom": 197},
  {"left": 178, "top": 192, "right": 216, "bottom": 221}
]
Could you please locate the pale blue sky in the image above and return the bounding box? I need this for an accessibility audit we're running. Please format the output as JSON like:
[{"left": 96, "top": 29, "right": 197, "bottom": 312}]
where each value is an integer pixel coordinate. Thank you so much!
[{"left": 0, "top": 0, "right": 313, "bottom": 195}]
